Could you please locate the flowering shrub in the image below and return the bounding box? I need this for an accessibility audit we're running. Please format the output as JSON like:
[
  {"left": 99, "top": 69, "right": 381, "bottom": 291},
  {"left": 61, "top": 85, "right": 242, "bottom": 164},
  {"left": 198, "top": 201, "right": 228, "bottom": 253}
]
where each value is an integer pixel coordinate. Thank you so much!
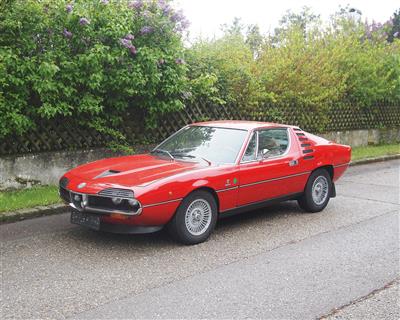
[
  {"left": 0, "top": 0, "right": 191, "bottom": 140},
  {"left": 1, "top": 2, "right": 399, "bottom": 142}
]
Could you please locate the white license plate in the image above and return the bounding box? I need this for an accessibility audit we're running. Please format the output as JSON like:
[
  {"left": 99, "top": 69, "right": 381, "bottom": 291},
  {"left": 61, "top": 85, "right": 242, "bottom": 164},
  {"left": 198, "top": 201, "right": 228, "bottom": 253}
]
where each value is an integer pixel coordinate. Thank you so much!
[{"left": 71, "top": 210, "right": 100, "bottom": 230}]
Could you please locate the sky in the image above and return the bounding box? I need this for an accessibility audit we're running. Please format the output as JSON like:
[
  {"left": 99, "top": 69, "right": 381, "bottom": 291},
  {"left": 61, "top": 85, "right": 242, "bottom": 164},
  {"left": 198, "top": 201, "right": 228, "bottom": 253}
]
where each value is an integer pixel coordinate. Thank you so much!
[{"left": 175, "top": 0, "right": 399, "bottom": 40}]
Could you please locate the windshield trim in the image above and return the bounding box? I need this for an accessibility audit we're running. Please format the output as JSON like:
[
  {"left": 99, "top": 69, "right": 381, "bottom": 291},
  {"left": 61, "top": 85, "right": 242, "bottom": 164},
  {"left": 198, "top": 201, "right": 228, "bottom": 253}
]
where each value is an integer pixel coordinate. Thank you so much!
[{"left": 152, "top": 125, "right": 249, "bottom": 165}]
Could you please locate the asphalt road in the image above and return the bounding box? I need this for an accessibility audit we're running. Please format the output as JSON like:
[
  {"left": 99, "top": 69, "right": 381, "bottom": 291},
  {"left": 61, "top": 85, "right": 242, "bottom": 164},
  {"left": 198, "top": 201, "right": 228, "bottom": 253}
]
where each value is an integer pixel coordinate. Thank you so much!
[{"left": 1, "top": 160, "right": 399, "bottom": 319}]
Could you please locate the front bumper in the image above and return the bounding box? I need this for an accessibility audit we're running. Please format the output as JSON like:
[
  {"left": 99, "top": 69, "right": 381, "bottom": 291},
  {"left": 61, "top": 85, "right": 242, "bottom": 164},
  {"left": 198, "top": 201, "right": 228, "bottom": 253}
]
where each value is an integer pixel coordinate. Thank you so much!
[
  {"left": 70, "top": 210, "right": 163, "bottom": 234},
  {"left": 100, "top": 222, "right": 163, "bottom": 234}
]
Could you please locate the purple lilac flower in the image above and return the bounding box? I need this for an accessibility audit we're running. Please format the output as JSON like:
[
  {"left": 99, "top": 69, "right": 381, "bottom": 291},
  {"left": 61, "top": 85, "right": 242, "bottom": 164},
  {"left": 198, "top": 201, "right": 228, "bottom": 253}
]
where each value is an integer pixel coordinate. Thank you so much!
[
  {"left": 66, "top": 4, "right": 73, "bottom": 13},
  {"left": 394, "top": 31, "right": 399, "bottom": 38},
  {"left": 175, "top": 58, "right": 185, "bottom": 65},
  {"left": 128, "top": 0, "right": 143, "bottom": 10},
  {"left": 129, "top": 46, "right": 137, "bottom": 55},
  {"left": 141, "top": 10, "right": 151, "bottom": 19},
  {"left": 158, "top": 0, "right": 172, "bottom": 15},
  {"left": 63, "top": 28, "right": 73, "bottom": 38},
  {"left": 140, "top": 26, "right": 154, "bottom": 35},
  {"left": 119, "top": 38, "right": 137, "bottom": 55},
  {"left": 171, "top": 10, "right": 185, "bottom": 23},
  {"left": 79, "top": 18, "right": 90, "bottom": 26},
  {"left": 120, "top": 38, "right": 133, "bottom": 48},
  {"left": 124, "top": 33, "right": 135, "bottom": 40},
  {"left": 180, "top": 18, "right": 190, "bottom": 30}
]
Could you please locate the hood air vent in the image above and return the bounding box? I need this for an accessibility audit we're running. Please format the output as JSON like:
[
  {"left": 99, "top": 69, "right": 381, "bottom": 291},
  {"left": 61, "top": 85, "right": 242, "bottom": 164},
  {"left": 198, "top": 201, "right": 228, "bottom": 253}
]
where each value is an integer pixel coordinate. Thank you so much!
[{"left": 94, "top": 169, "right": 121, "bottom": 179}]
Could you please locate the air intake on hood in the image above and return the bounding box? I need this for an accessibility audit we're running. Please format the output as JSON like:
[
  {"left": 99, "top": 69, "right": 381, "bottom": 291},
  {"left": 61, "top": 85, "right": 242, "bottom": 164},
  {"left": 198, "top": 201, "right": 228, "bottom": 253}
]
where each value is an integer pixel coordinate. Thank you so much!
[{"left": 94, "top": 170, "right": 121, "bottom": 179}]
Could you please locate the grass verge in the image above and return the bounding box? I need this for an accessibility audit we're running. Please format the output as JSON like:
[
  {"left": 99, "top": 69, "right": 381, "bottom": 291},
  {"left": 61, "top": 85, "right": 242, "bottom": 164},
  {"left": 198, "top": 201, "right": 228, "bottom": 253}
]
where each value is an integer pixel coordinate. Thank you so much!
[
  {"left": 0, "top": 185, "right": 60, "bottom": 213},
  {"left": 351, "top": 143, "right": 399, "bottom": 161}
]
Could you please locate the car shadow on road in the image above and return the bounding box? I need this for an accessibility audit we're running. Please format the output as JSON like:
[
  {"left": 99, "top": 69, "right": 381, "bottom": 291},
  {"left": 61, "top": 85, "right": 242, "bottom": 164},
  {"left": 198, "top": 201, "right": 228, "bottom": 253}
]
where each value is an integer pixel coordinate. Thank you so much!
[
  {"left": 64, "top": 200, "right": 304, "bottom": 249},
  {"left": 216, "top": 200, "right": 302, "bottom": 230}
]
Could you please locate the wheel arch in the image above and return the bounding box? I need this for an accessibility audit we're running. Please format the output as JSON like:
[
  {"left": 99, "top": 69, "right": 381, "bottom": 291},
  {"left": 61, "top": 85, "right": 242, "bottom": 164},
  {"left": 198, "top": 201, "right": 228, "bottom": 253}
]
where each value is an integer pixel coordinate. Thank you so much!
[
  {"left": 313, "top": 164, "right": 334, "bottom": 180},
  {"left": 191, "top": 186, "right": 220, "bottom": 212},
  {"left": 311, "top": 164, "right": 336, "bottom": 197}
]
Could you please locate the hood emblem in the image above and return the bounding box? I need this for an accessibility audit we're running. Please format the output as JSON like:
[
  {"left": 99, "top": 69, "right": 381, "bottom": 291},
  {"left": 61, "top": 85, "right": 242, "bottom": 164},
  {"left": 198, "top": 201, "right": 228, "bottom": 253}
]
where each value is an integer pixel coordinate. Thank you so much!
[{"left": 77, "top": 182, "right": 87, "bottom": 189}]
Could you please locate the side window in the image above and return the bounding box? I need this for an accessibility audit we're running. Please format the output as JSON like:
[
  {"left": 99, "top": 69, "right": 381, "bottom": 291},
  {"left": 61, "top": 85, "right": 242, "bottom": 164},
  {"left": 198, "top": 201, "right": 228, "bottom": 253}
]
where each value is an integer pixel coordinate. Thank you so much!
[
  {"left": 258, "top": 128, "right": 289, "bottom": 158},
  {"left": 242, "top": 132, "right": 257, "bottom": 162}
]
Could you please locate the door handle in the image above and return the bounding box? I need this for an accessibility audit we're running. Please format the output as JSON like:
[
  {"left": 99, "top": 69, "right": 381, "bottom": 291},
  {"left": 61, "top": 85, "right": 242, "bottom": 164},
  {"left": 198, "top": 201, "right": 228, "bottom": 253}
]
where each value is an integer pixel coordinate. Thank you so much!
[{"left": 289, "top": 160, "right": 298, "bottom": 166}]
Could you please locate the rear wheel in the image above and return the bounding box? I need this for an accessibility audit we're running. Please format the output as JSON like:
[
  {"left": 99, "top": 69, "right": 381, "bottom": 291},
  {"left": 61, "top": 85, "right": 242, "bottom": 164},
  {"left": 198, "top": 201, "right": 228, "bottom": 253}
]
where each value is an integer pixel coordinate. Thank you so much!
[
  {"left": 298, "top": 169, "right": 332, "bottom": 212},
  {"left": 167, "top": 190, "right": 218, "bottom": 245}
]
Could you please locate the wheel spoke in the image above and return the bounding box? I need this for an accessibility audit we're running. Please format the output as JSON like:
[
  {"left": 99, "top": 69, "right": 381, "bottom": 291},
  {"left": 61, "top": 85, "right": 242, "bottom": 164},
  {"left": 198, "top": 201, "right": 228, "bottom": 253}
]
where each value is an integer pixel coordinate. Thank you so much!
[
  {"left": 184, "top": 199, "right": 212, "bottom": 236},
  {"left": 312, "top": 176, "right": 329, "bottom": 205}
]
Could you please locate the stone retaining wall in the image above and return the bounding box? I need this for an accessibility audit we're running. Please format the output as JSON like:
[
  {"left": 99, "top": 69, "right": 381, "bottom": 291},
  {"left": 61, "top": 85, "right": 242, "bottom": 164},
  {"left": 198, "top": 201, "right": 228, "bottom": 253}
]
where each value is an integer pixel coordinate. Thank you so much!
[{"left": 1, "top": 128, "right": 399, "bottom": 190}]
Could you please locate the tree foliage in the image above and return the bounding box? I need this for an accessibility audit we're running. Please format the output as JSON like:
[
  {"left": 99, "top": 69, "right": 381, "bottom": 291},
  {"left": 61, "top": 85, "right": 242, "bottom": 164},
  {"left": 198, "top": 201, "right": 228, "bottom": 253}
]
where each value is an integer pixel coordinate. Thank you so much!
[
  {"left": 1, "top": 2, "right": 399, "bottom": 141},
  {"left": 188, "top": 7, "right": 400, "bottom": 116},
  {"left": 0, "top": 0, "right": 191, "bottom": 140}
]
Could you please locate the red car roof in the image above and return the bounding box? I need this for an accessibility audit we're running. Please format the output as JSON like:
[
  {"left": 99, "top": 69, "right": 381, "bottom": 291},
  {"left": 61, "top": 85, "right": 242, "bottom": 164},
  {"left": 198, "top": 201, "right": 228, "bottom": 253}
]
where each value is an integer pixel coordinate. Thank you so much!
[{"left": 191, "top": 120, "right": 296, "bottom": 130}]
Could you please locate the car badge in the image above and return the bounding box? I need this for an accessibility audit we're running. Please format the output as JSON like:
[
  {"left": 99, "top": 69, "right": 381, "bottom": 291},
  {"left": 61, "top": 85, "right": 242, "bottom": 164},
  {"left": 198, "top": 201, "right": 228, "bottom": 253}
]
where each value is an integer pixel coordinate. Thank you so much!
[{"left": 77, "top": 182, "right": 86, "bottom": 189}]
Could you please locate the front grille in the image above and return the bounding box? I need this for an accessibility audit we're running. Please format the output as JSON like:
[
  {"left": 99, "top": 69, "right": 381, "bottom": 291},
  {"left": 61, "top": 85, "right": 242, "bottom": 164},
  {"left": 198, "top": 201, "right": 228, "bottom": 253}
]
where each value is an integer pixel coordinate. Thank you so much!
[
  {"left": 88, "top": 195, "right": 133, "bottom": 211},
  {"left": 98, "top": 188, "right": 134, "bottom": 199}
]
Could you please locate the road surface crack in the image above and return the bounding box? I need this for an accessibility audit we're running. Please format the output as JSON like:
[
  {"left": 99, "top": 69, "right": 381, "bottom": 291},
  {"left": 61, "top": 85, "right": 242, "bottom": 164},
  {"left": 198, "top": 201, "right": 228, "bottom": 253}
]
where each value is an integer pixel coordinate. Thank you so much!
[{"left": 318, "top": 278, "right": 400, "bottom": 319}]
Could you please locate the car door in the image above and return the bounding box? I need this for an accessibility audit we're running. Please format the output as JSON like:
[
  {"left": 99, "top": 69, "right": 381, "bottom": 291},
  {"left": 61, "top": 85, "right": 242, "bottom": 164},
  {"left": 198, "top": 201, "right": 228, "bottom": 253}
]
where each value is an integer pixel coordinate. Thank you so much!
[{"left": 237, "top": 127, "right": 306, "bottom": 207}]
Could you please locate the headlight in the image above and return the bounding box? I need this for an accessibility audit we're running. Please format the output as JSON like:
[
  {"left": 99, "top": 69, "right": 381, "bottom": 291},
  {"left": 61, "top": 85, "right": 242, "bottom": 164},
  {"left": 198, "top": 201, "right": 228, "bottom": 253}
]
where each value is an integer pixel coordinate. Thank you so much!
[
  {"left": 128, "top": 199, "right": 139, "bottom": 206},
  {"left": 82, "top": 194, "right": 88, "bottom": 207},
  {"left": 112, "top": 197, "right": 122, "bottom": 205}
]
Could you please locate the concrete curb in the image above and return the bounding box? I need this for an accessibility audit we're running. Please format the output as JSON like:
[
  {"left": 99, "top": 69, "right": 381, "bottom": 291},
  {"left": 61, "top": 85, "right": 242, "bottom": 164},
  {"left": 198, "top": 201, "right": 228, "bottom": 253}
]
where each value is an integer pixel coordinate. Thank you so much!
[
  {"left": 1, "top": 154, "right": 399, "bottom": 225},
  {"left": 0, "top": 203, "right": 68, "bottom": 224},
  {"left": 350, "top": 154, "right": 400, "bottom": 166}
]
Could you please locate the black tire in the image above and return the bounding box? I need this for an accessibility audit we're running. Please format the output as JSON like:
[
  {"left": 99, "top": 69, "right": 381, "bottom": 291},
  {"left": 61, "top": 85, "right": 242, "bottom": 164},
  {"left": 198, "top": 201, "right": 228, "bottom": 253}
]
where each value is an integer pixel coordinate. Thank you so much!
[
  {"left": 167, "top": 190, "right": 218, "bottom": 245},
  {"left": 298, "top": 169, "right": 332, "bottom": 213}
]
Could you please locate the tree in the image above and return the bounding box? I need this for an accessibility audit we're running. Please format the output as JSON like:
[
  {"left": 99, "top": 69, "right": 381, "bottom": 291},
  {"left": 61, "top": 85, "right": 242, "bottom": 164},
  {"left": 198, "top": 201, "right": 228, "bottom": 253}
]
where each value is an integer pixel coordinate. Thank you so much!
[
  {"left": 246, "top": 24, "right": 263, "bottom": 58},
  {"left": 273, "top": 6, "right": 320, "bottom": 42},
  {"left": 387, "top": 9, "right": 400, "bottom": 42}
]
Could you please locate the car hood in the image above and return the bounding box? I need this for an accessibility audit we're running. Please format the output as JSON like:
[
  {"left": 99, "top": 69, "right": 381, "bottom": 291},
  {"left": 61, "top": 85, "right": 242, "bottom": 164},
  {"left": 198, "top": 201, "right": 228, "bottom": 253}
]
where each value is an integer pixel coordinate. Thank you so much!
[{"left": 67, "top": 154, "right": 202, "bottom": 187}]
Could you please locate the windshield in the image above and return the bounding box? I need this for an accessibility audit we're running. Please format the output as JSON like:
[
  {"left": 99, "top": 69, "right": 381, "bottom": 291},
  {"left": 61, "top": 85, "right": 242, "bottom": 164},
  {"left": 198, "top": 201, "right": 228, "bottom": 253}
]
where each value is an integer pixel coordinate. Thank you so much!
[{"left": 154, "top": 126, "right": 248, "bottom": 164}]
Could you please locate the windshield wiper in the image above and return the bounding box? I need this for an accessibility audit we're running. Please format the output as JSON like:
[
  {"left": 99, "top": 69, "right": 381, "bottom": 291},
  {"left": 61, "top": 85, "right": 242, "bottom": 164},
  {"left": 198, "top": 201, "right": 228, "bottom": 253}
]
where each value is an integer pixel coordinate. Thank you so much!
[
  {"left": 172, "top": 153, "right": 211, "bottom": 166},
  {"left": 199, "top": 157, "right": 212, "bottom": 166},
  {"left": 151, "top": 149, "right": 174, "bottom": 160}
]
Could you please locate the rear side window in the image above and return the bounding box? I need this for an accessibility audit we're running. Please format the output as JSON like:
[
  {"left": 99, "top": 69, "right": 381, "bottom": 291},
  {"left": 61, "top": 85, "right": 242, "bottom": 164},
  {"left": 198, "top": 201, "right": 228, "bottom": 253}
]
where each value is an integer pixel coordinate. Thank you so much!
[
  {"left": 242, "top": 128, "right": 289, "bottom": 162},
  {"left": 258, "top": 128, "right": 289, "bottom": 157}
]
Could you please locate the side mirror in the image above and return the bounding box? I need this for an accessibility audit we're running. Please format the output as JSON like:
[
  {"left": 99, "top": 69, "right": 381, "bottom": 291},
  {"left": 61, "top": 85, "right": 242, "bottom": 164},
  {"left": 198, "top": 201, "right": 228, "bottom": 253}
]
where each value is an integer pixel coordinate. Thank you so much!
[{"left": 261, "top": 148, "right": 270, "bottom": 159}]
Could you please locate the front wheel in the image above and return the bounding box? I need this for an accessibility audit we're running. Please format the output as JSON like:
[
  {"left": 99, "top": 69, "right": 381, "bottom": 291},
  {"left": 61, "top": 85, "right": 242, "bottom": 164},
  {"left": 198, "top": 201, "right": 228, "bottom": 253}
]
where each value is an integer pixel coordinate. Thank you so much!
[
  {"left": 167, "top": 190, "right": 218, "bottom": 245},
  {"left": 298, "top": 169, "right": 332, "bottom": 212}
]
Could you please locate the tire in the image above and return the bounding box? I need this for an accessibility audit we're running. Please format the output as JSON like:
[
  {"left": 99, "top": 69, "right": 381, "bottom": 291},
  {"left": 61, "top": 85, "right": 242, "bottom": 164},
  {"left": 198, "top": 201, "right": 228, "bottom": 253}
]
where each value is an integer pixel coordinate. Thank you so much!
[
  {"left": 298, "top": 169, "right": 332, "bottom": 213},
  {"left": 167, "top": 190, "right": 218, "bottom": 245}
]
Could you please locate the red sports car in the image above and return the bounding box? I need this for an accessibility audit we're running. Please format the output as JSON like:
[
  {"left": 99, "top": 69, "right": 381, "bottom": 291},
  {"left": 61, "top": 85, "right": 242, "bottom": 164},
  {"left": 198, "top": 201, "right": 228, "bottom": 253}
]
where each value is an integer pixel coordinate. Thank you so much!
[{"left": 59, "top": 121, "right": 351, "bottom": 244}]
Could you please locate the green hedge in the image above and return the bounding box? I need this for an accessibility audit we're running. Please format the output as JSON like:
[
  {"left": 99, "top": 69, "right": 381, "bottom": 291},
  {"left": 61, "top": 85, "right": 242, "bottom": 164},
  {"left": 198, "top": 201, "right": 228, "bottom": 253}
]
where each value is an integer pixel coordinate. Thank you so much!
[{"left": 1, "top": 2, "right": 399, "bottom": 152}]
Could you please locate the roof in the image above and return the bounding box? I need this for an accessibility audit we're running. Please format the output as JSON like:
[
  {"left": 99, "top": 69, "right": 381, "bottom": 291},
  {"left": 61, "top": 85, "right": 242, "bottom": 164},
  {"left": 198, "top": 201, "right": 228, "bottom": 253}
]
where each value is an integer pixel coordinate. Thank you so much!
[{"left": 191, "top": 120, "right": 295, "bottom": 131}]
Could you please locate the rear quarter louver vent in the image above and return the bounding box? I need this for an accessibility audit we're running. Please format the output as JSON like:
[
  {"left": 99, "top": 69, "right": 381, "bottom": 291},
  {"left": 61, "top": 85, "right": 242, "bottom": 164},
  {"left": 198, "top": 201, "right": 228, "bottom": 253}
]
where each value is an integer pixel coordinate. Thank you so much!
[{"left": 294, "top": 129, "right": 314, "bottom": 160}]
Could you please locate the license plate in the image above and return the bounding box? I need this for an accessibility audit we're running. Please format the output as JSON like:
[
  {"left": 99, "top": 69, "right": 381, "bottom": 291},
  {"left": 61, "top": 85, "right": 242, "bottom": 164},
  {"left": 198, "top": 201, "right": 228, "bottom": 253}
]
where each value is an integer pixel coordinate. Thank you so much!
[{"left": 71, "top": 210, "right": 101, "bottom": 230}]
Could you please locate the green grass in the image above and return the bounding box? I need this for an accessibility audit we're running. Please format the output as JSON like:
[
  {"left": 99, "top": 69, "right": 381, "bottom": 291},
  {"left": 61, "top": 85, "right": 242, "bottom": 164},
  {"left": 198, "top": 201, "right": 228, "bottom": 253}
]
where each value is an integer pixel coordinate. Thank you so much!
[
  {"left": 352, "top": 143, "right": 400, "bottom": 161},
  {"left": 0, "top": 185, "right": 60, "bottom": 213}
]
